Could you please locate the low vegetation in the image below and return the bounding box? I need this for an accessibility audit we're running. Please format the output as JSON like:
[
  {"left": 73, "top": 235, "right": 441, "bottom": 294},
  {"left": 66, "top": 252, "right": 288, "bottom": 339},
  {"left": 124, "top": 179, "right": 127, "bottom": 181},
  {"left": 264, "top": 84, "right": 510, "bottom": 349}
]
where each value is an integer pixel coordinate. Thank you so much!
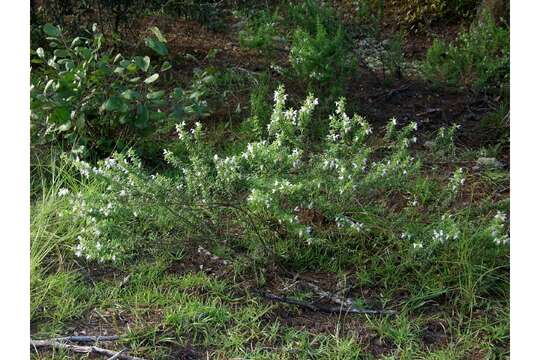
[{"left": 30, "top": 0, "right": 509, "bottom": 358}]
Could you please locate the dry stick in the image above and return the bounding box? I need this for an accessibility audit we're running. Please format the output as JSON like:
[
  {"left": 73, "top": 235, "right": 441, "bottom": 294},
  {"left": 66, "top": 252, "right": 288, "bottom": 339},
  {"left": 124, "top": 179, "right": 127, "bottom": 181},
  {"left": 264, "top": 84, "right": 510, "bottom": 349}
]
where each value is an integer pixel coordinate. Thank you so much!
[
  {"left": 302, "top": 281, "right": 355, "bottom": 308},
  {"left": 372, "top": 84, "right": 412, "bottom": 103},
  {"left": 256, "top": 291, "right": 396, "bottom": 315},
  {"left": 107, "top": 348, "right": 129, "bottom": 360},
  {"left": 49, "top": 335, "right": 121, "bottom": 343},
  {"left": 30, "top": 340, "right": 147, "bottom": 360}
]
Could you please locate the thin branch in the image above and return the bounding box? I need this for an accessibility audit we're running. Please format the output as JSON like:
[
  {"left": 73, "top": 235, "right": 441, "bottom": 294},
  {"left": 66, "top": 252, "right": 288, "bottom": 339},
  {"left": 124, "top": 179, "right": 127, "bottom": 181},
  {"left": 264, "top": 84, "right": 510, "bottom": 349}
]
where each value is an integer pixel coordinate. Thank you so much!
[
  {"left": 47, "top": 335, "right": 121, "bottom": 343},
  {"left": 108, "top": 348, "right": 129, "bottom": 360},
  {"left": 30, "top": 339, "right": 147, "bottom": 360},
  {"left": 256, "top": 290, "right": 396, "bottom": 315},
  {"left": 302, "top": 281, "right": 355, "bottom": 308}
]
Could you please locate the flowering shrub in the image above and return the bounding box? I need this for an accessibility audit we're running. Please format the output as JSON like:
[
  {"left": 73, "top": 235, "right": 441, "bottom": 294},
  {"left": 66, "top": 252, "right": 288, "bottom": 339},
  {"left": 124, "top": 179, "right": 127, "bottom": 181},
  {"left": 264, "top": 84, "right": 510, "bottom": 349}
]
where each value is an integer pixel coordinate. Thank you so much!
[
  {"left": 30, "top": 24, "right": 208, "bottom": 158},
  {"left": 66, "top": 86, "right": 506, "bottom": 264},
  {"left": 488, "top": 211, "right": 509, "bottom": 245}
]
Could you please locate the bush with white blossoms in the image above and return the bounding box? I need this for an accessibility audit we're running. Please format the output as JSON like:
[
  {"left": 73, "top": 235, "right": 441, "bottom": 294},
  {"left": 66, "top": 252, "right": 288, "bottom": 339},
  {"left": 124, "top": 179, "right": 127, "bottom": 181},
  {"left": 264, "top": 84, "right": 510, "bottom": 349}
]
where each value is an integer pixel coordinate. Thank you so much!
[
  {"left": 65, "top": 86, "right": 502, "bottom": 264},
  {"left": 448, "top": 167, "right": 466, "bottom": 194},
  {"left": 488, "top": 211, "right": 510, "bottom": 245}
]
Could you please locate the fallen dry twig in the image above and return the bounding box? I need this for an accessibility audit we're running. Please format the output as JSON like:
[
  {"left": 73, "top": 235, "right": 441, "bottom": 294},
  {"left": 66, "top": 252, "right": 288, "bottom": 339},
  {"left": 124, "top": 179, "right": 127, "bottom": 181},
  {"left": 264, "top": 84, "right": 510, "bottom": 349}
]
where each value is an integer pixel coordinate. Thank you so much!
[
  {"left": 30, "top": 339, "right": 147, "bottom": 360},
  {"left": 47, "top": 335, "right": 121, "bottom": 343},
  {"left": 107, "top": 348, "right": 129, "bottom": 360},
  {"left": 256, "top": 290, "right": 396, "bottom": 315}
]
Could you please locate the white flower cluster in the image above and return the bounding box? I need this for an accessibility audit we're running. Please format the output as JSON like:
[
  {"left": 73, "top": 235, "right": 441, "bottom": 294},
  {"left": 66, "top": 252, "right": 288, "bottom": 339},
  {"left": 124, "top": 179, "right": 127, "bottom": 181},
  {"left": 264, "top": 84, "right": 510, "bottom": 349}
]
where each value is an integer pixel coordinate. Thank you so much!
[
  {"left": 328, "top": 99, "right": 372, "bottom": 143},
  {"left": 449, "top": 167, "right": 466, "bottom": 192},
  {"left": 335, "top": 216, "right": 364, "bottom": 232},
  {"left": 490, "top": 211, "right": 509, "bottom": 245},
  {"left": 432, "top": 215, "right": 460, "bottom": 243},
  {"left": 401, "top": 232, "right": 424, "bottom": 250},
  {"left": 267, "top": 86, "right": 318, "bottom": 145},
  {"left": 214, "top": 154, "right": 241, "bottom": 186},
  {"left": 432, "top": 229, "right": 458, "bottom": 243}
]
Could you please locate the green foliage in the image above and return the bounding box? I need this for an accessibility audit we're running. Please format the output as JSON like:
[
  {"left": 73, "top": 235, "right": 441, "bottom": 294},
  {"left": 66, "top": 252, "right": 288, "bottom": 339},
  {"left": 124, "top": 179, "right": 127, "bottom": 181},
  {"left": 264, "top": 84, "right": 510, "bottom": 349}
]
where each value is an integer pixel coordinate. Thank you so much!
[
  {"left": 422, "top": 12, "right": 509, "bottom": 90},
  {"left": 244, "top": 72, "right": 273, "bottom": 139},
  {"left": 285, "top": 0, "right": 340, "bottom": 37},
  {"left": 30, "top": 24, "right": 207, "bottom": 158},
  {"left": 289, "top": 21, "right": 355, "bottom": 100},
  {"left": 381, "top": 32, "right": 405, "bottom": 79},
  {"left": 238, "top": 9, "right": 281, "bottom": 54},
  {"left": 352, "top": 0, "right": 385, "bottom": 36}
]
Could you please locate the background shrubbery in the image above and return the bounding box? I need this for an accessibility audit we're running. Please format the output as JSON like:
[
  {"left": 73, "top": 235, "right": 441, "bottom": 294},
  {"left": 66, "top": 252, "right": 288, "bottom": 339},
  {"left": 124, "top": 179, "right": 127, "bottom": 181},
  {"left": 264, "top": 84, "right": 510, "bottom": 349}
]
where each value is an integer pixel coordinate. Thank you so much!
[{"left": 423, "top": 11, "right": 509, "bottom": 91}]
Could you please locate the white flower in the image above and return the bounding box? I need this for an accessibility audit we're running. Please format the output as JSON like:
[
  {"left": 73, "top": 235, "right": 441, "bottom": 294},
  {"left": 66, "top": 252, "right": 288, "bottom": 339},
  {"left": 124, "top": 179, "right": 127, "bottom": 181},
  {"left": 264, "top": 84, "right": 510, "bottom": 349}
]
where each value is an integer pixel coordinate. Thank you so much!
[
  {"left": 494, "top": 211, "right": 507, "bottom": 222},
  {"left": 104, "top": 158, "right": 117, "bottom": 169},
  {"left": 413, "top": 243, "right": 423, "bottom": 249},
  {"left": 351, "top": 222, "right": 363, "bottom": 232},
  {"left": 58, "top": 188, "right": 69, "bottom": 197},
  {"left": 494, "top": 236, "right": 509, "bottom": 245}
]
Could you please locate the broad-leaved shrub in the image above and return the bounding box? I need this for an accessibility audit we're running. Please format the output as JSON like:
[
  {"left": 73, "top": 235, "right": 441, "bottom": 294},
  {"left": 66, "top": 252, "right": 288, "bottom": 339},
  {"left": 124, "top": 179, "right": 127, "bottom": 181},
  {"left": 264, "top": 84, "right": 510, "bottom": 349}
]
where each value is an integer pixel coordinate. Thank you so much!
[{"left": 31, "top": 24, "right": 208, "bottom": 158}]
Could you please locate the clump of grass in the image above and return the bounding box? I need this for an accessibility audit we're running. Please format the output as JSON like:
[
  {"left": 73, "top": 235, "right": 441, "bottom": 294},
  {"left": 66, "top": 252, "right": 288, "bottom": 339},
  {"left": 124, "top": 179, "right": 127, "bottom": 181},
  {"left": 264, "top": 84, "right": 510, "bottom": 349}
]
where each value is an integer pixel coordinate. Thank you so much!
[{"left": 30, "top": 160, "right": 95, "bottom": 330}]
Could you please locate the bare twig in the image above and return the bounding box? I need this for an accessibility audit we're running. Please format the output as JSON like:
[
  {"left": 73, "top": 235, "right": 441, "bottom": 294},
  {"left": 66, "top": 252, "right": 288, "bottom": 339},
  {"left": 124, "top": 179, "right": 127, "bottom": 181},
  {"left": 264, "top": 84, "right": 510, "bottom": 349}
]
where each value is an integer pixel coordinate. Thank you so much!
[
  {"left": 416, "top": 108, "right": 442, "bottom": 118},
  {"left": 30, "top": 339, "right": 146, "bottom": 360},
  {"left": 256, "top": 290, "right": 396, "bottom": 315},
  {"left": 302, "top": 281, "right": 355, "bottom": 308},
  {"left": 108, "top": 348, "right": 129, "bottom": 360},
  {"left": 371, "top": 84, "right": 412, "bottom": 103},
  {"left": 50, "top": 335, "right": 121, "bottom": 343}
]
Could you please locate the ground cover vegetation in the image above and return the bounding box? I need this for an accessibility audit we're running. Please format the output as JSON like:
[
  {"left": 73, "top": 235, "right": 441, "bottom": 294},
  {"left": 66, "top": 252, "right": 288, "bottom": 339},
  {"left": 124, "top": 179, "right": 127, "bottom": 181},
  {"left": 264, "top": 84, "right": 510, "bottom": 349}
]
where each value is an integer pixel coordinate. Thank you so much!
[{"left": 31, "top": 0, "right": 509, "bottom": 358}]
